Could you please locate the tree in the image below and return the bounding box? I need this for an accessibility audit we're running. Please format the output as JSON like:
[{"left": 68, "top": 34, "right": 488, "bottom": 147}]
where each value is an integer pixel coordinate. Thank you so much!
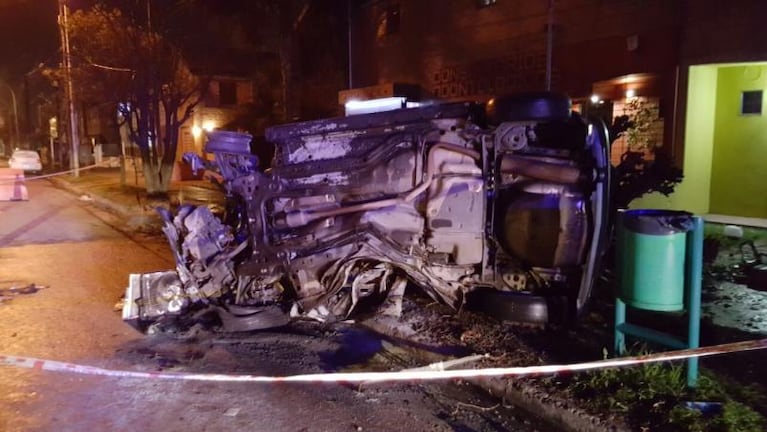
[
  {"left": 64, "top": 2, "right": 209, "bottom": 196},
  {"left": 609, "top": 98, "right": 683, "bottom": 209}
]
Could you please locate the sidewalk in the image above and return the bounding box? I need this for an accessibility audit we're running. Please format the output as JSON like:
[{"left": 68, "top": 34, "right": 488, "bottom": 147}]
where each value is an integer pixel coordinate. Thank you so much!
[{"left": 48, "top": 166, "right": 221, "bottom": 226}]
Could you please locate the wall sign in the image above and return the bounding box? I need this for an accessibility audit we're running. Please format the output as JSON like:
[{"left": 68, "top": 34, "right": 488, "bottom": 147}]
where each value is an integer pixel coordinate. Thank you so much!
[{"left": 428, "top": 50, "right": 554, "bottom": 99}]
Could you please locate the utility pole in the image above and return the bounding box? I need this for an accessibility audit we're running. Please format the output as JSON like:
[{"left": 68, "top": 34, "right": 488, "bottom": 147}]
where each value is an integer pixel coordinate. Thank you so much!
[
  {"left": 58, "top": 0, "right": 80, "bottom": 176},
  {"left": 347, "top": 0, "right": 353, "bottom": 89},
  {"left": 146, "top": 0, "right": 151, "bottom": 32},
  {"left": 545, "top": 0, "right": 554, "bottom": 91}
]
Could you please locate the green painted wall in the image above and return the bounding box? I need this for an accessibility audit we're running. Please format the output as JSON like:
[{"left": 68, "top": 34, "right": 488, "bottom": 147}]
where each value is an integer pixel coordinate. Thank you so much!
[
  {"left": 709, "top": 65, "right": 767, "bottom": 217},
  {"left": 631, "top": 65, "right": 718, "bottom": 214}
]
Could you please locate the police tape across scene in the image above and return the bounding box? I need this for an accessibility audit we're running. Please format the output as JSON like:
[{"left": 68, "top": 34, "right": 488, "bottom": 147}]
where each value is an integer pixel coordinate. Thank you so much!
[{"left": 1, "top": 338, "right": 765, "bottom": 384}]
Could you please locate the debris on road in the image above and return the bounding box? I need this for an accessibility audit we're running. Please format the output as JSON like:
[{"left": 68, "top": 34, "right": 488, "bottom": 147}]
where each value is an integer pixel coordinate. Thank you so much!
[
  {"left": 223, "top": 408, "right": 240, "bottom": 417},
  {"left": 0, "top": 283, "right": 47, "bottom": 304}
]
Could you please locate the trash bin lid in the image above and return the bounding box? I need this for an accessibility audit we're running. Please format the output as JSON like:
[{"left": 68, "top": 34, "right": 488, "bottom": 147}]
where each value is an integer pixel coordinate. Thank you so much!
[{"left": 622, "top": 209, "right": 694, "bottom": 235}]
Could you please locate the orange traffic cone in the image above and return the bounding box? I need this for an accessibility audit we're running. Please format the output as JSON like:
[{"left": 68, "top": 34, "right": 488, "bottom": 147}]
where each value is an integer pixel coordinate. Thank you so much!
[{"left": 0, "top": 169, "right": 28, "bottom": 201}]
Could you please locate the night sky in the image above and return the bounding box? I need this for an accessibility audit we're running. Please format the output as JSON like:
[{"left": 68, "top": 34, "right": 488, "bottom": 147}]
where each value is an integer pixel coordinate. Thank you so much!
[
  {"left": 0, "top": 0, "right": 59, "bottom": 83},
  {"left": 0, "top": 0, "right": 288, "bottom": 83}
]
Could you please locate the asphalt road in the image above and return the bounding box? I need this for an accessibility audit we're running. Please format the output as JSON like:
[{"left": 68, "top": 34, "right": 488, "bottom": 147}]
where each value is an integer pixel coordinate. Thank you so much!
[{"left": 0, "top": 178, "right": 549, "bottom": 432}]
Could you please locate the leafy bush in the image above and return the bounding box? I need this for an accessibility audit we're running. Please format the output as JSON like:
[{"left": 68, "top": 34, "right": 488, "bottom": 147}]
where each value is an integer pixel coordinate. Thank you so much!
[
  {"left": 609, "top": 98, "right": 683, "bottom": 210},
  {"left": 612, "top": 149, "right": 684, "bottom": 209}
]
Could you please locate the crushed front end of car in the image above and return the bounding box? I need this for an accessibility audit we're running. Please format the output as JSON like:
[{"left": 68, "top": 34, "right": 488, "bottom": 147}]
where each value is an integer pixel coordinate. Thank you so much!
[{"left": 123, "top": 92, "right": 610, "bottom": 333}]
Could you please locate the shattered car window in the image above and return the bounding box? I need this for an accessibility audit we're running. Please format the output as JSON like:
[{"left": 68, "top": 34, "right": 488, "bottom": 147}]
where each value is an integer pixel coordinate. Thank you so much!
[{"left": 123, "top": 92, "right": 610, "bottom": 333}]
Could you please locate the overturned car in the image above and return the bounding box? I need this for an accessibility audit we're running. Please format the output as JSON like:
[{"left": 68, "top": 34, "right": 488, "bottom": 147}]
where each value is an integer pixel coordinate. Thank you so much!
[{"left": 123, "top": 92, "right": 610, "bottom": 333}]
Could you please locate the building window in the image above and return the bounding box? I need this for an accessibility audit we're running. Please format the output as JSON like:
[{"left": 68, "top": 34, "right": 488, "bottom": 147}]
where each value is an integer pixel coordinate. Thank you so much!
[
  {"left": 219, "top": 81, "right": 238, "bottom": 106},
  {"left": 376, "top": 4, "right": 400, "bottom": 39},
  {"left": 478, "top": 0, "right": 497, "bottom": 7},
  {"left": 741, "top": 90, "right": 763, "bottom": 115}
]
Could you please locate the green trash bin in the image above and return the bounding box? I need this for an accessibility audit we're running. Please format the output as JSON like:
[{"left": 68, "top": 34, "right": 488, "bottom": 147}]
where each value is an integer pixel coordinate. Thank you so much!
[{"left": 617, "top": 209, "right": 695, "bottom": 311}]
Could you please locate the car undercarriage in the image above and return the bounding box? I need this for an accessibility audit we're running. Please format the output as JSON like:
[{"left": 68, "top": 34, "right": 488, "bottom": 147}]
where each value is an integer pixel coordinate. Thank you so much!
[{"left": 123, "top": 92, "right": 610, "bottom": 333}]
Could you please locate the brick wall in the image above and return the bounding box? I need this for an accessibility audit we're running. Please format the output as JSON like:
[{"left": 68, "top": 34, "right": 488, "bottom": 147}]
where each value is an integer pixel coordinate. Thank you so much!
[
  {"left": 349, "top": 0, "right": 766, "bottom": 163},
  {"left": 681, "top": 0, "right": 767, "bottom": 65},
  {"left": 351, "top": 0, "right": 681, "bottom": 99}
]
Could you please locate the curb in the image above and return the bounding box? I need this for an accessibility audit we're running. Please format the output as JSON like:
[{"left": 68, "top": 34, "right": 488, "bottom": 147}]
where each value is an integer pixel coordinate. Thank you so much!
[
  {"left": 361, "top": 316, "right": 631, "bottom": 432},
  {"left": 48, "top": 176, "right": 136, "bottom": 217},
  {"left": 463, "top": 376, "right": 627, "bottom": 432}
]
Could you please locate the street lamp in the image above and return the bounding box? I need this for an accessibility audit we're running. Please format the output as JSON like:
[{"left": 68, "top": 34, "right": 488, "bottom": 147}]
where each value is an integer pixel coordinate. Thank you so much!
[{"left": 0, "top": 82, "right": 20, "bottom": 149}]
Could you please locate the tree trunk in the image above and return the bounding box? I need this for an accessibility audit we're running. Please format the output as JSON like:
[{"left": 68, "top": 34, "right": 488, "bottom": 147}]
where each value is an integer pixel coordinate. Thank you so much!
[
  {"left": 142, "top": 157, "right": 173, "bottom": 197},
  {"left": 159, "top": 159, "right": 174, "bottom": 192}
]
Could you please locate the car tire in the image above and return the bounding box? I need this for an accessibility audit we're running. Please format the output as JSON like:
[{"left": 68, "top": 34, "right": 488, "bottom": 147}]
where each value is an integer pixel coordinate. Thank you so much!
[
  {"left": 465, "top": 288, "right": 572, "bottom": 325},
  {"left": 486, "top": 91, "right": 571, "bottom": 124}
]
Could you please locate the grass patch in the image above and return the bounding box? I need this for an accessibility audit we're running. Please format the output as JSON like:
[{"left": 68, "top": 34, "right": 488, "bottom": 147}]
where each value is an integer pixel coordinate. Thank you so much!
[{"left": 563, "top": 346, "right": 766, "bottom": 431}]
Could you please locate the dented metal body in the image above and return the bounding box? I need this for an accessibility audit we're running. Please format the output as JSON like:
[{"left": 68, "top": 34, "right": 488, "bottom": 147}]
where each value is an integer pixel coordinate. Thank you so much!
[{"left": 123, "top": 93, "right": 610, "bottom": 332}]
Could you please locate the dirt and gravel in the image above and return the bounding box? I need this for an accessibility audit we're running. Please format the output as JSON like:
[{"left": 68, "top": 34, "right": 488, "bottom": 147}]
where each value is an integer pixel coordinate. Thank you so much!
[{"left": 115, "top": 321, "right": 555, "bottom": 432}]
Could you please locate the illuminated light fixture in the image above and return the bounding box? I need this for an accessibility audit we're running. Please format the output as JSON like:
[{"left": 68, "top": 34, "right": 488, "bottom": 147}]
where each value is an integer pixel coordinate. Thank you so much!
[
  {"left": 202, "top": 120, "right": 216, "bottom": 132},
  {"left": 625, "top": 89, "right": 636, "bottom": 99},
  {"left": 345, "top": 97, "right": 407, "bottom": 116},
  {"left": 192, "top": 125, "right": 202, "bottom": 138},
  {"left": 590, "top": 94, "right": 600, "bottom": 104}
]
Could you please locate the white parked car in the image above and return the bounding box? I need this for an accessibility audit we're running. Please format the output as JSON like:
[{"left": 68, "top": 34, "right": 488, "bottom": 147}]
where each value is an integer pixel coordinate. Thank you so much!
[{"left": 9, "top": 149, "right": 42, "bottom": 173}]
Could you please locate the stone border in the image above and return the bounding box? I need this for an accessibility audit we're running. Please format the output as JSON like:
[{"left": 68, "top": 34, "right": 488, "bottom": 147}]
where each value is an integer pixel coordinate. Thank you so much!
[{"left": 48, "top": 176, "right": 135, "bottom": 217}]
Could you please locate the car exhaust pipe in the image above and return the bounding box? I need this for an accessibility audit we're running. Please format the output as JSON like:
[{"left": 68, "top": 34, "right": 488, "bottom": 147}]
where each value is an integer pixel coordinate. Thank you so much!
[{"left": 500, "top": 156, "right": 584, "bottom": 184}]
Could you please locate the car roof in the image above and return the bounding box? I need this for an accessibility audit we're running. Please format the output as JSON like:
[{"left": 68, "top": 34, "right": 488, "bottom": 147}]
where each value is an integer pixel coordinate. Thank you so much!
[{"left": 12, "top": 150, "right": 39, "bottom": 157}]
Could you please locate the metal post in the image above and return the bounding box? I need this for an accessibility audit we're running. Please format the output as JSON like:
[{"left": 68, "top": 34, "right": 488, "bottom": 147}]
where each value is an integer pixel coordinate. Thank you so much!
[
  {"left": 545, "top": 0, "right": 554, "bottom": 91},
  {"left": 347, "top": 0, "right": 353, "bottom": 89},
  {"left": 49, "top": 135, "right": 55, "bottom": 167},
  {"left": 614, "top": 298, "right": 627, "bottom": 355},
  {"left": 684, "top": 216, "right": 704, "bottom": 388},
  {"left": 59, "top": 0, "right": 80, "bottom": 177}
]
